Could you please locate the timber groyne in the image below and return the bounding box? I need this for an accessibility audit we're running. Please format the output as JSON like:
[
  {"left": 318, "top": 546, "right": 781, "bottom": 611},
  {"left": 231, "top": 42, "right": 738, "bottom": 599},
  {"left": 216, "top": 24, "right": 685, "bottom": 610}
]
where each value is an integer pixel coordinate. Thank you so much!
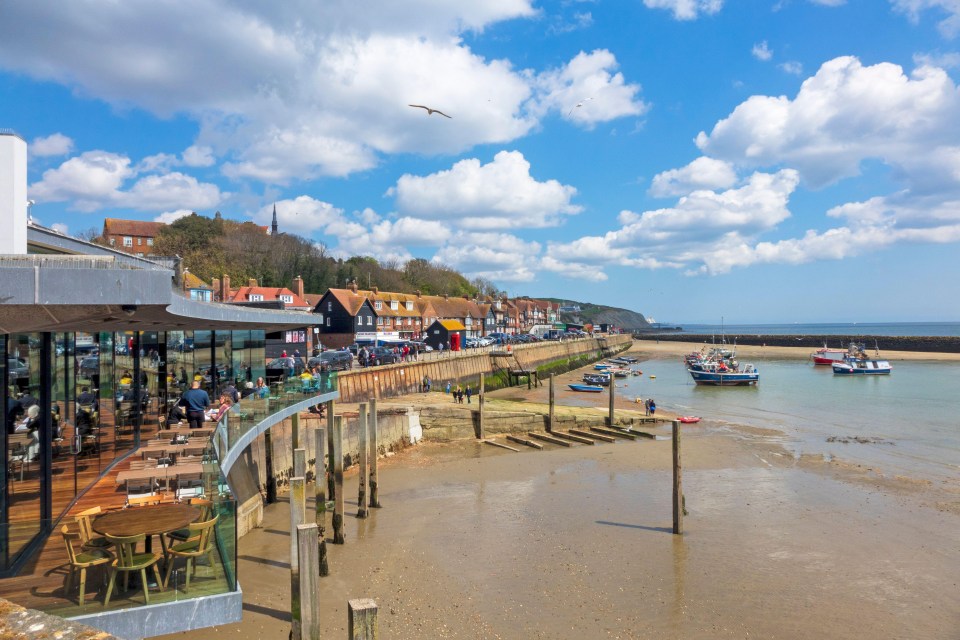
[{"left": 634, "top": 333, "right": 960, "bottom": 353}]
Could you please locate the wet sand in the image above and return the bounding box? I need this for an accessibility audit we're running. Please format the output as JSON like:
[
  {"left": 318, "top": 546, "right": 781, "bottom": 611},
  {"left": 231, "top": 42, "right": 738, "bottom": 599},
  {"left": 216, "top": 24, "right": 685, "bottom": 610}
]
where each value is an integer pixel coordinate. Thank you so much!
[
  {"left": 635, "top": 339, "right": 960, "bottom": 362},
  {"left": 162, "top": 344, "right": 960, "bottom": 639}
]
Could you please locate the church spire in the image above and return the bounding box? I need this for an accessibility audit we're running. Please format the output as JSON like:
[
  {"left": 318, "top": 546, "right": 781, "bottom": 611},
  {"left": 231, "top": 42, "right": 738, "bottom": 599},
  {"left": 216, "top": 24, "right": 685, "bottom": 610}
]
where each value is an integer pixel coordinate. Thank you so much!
[{"left": 271, "top": 204, "right": 278, "bottom": 235}]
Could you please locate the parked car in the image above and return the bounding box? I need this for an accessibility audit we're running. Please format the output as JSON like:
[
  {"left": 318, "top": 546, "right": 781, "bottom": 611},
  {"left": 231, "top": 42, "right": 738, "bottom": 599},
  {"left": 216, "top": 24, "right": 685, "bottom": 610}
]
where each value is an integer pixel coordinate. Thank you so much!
[
  {"left": 78, "top": 356, "right": 99, "bottom": 380},
  {"left": 7, "top": 358, "right": 29, "bottom": 380},
  {"left": 407, "top": 340, "right": 433, "bottom": 352},
  {"left": 308, "top": 350, "right": 353, "bottom": 371},
  {"left": 363, "top": 346, "right": 401, "bottom": 366},
  {"left": 266, "top": 356, "right": 304, "bottom": 380}
]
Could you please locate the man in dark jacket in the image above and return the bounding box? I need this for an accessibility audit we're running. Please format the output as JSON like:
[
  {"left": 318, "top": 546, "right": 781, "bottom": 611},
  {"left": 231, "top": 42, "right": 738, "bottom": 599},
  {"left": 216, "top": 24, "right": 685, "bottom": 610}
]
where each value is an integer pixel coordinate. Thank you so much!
[{"left": 179, "top": 381, "right": 211, "bottom": 429}]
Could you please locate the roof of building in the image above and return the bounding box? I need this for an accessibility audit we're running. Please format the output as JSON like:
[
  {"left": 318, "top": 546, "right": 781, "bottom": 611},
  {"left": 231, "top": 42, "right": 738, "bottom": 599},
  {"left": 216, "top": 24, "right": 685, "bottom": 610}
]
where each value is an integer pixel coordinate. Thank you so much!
[
  {"left": 182, "top": 271, "right": 212, "bottom": 290},
  {"left": 323, "top": 288, "right": 374, "bottom": 315},
  {"left": 438, "top": 319, "right": 466, "bottom": 330},
  {"left": 228, "top": 286, "right": 310, "bottom": 308},
  {"left": 302, "top": 293, "right": 324, "bottom": 308},
  {"left": 102, "top": 218, "right": 164, "bottom": 238}
]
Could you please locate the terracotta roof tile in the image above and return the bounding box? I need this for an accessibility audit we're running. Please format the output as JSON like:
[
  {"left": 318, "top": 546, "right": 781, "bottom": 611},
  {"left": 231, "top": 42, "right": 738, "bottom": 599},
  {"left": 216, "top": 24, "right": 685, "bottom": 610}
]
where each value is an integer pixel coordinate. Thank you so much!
[{"left": 103, "top": 218, "right": 164, "bottom": 237}]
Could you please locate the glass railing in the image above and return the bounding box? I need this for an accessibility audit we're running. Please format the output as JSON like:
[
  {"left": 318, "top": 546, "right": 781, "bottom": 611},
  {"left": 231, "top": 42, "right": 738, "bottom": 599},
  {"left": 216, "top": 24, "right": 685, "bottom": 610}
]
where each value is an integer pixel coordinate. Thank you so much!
[{"left": 216, "top": 372, "right": 337, "bottom": 460}]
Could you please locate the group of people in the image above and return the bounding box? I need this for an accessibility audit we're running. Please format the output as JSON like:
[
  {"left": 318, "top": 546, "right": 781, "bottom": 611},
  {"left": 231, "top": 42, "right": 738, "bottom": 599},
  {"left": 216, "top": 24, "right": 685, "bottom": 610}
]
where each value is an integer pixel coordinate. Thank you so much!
[
  {"left": 446, "top": 382, "right": 473, "bottom": 404},
  {"left": 643, "top": 398, "right": 656, "bottom": 416}
]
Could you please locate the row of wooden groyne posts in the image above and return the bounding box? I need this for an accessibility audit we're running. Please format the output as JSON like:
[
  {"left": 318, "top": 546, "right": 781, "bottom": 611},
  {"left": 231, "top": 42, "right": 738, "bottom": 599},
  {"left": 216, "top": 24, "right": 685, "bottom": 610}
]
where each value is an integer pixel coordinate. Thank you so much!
[{"left": 238, "top": 333, "right": 688, "bottom": 639}]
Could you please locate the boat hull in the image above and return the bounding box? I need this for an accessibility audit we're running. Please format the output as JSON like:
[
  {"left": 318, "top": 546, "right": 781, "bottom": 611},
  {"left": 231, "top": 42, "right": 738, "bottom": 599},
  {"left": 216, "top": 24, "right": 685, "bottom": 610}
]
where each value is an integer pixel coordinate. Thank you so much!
[
  {"left": 832, "top": 361, "right": 892, "bottom": 375},
  {"left": 568, "top": 384, "right": 604, "bottom": 392},
  {"left": 687, "top": 369, "right": 759, "bottom": 386}
]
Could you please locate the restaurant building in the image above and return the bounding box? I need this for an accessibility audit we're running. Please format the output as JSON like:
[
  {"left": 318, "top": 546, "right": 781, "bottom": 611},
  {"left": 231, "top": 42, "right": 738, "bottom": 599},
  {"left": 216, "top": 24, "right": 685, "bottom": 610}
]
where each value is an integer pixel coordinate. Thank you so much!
[{"left": 0, "top": 131, "right": 337, "bottom": 637}]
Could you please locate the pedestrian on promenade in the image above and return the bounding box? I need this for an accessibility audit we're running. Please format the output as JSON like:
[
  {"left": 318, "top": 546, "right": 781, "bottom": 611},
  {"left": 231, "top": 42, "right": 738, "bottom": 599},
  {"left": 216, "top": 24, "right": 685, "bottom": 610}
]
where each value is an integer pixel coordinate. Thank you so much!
[
  {"left": 649, "top": 399, "right": 656, "bottom": 416},
  {"left": 466, "top": 385, "right": 472, "bottom": 404},
  {"left": 643, "top": 398, "right": 650, "bottom": 416}
]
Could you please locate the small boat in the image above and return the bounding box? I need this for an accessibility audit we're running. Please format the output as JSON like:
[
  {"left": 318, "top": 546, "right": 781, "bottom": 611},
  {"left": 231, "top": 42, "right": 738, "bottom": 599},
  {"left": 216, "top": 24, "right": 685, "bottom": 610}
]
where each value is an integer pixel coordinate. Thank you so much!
[
  {"left": 582, "top": 373, "right": 610, "bottom": 386},
  {"left": 832, "top": 360, "right": 892, "bottom": 375},
  {"left": 688, "top": 362, "right": 759, "bottom": 386},
  {"left": 594, "top": 364, "right": 612, "bottom": 371},
  {"left": 811, "top": 341, "right": 863, "bottom": 366},
  {"left": 610, "top": 368, "right": 630, "bottom": 378},
  {"left": 678, "top": 416, "right": 701, "bottom": 424},
  {"left": 568, "top": 383, "right": 604, "bottom": 393}
]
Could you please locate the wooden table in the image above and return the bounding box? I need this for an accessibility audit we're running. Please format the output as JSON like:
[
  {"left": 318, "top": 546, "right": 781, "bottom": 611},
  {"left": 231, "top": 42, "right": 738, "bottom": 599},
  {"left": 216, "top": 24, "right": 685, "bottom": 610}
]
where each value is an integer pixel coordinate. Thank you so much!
[
  {"left": 156, "top": 426, "right": 215, "bottom": 438},
  {"left": 93, "top": 503, "right": 201, "bottom": 553},
  {"left": 114, "top": 462, "right": 205, "bottom": 487}
]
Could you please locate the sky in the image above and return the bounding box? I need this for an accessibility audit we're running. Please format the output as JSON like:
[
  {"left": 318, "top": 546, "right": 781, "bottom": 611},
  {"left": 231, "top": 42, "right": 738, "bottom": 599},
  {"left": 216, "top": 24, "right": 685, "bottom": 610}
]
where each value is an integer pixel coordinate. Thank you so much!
[{"left": 2, "top": 0, "right": 960, "bottom": 324}]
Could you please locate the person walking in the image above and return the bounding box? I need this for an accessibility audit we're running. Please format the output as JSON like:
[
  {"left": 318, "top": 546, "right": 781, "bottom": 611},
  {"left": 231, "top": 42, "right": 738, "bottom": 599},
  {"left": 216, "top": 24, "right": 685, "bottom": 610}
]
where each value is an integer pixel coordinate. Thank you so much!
[
  {"left": 179, "top": 381, "right": 211, "bottom": 429},
  {"left": 643, "top": 398, "right": 650, "bottom": 416},
  {"left": 465, "top": 385, "right": 472, "bottom": 404},
  {"left": 648, "top": 399, "right": 656, "bottom": 417}
]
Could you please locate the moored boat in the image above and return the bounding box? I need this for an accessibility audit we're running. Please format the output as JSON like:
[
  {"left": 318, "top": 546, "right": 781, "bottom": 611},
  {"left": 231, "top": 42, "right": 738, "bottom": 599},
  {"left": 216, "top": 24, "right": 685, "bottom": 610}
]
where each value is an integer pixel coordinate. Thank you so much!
[
  {"left": 678, "top": 416, "right": 701, "bottom": 423},
  {"left": 811, "top": 341, "right": 864, "bottom": 365},
  {"left": 687, "top": 362, "right": 759, "bottom": 386},
  {"left": 832, "top": 360, "right": 892, "bottom": 375},
  {"left": 582, "top": 373, "right": 610, "bottom": 386},
  {"left": 568, "top": 383, "right": 604, "bottom": 392}
]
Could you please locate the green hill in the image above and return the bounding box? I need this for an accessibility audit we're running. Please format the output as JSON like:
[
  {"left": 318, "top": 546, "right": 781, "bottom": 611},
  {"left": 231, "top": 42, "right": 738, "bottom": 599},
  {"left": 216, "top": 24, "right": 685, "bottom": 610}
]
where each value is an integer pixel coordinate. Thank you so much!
[{"left": 541, "top": 298, "right": 651, "bottom": 330}]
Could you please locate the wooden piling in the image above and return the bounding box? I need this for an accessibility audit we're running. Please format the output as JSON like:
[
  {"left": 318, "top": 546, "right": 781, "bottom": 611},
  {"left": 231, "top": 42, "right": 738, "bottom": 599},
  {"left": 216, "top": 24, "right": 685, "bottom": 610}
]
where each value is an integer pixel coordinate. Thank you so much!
[
  {"left": 332, "top": 416, "right": 345, "bottom": 544},
  {"left": 296, "top": 524, "right": 321, "bottom": 640},
  {"left": 369, "top": 397, "right": 381, "bottom": 509},
  {"left": 357, "top": 403, "right": 368, "bottom": 518},
  {"left": 478, "top": 375, "right": 485, "bottom": 439},
  {"left": 506, "top": 434, "right": 543, "bottom": 450},
  {"left": 673, "top": 420, "right": 683, "bottom": 535},
  {"left": 548, "top": 373, "right": 555, "bottom": 433},
  {"left": 348, "top": 598, "right": 378, "bottom": 640},
  {"left": 290, "top": 476, "right": 306, "bottom": 639},
  {"left": 483, "top": 439, "right": 520, "bottom": 452},
  {"left": 608, "top": 376, "right": 615, "bottom": 427},
  {"left": 554, "top": 431, "right": 595, "bottom": 445},
  {"left": 291, "top": 410, "right": 300, "bottom": 449},
  {"left": 264, "top": 428, "right": 277, "bottom": 504},
  {"left": 293, "top": 447, "right": 306, "bottom": 480},
  {"left": 326, "top": 400, "right": 335, "bottom": 503},
  {"left": 591, "top": 426, "right": 636, "bottom": 440},
  {"left": 528, "top": 432, "right": 570, "bottom": 447},
  {"left": 570, "top": 428, "right": 615, "bottom": 443},
  {"left": 314, "top": 426, "right": 329, "bottom": 576}
]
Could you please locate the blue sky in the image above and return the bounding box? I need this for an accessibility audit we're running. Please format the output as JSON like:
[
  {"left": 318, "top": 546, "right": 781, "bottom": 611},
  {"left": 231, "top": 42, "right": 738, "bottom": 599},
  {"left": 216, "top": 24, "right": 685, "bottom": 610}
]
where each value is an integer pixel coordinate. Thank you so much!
[{"left": 2, "top": 0, "right": 960, "bottom": 324}]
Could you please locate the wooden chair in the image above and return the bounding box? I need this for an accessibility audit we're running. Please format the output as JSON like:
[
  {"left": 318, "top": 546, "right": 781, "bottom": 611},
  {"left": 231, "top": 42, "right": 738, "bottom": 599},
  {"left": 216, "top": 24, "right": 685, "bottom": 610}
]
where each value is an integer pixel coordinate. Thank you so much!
[
  {"left": 163, "top": 515, "right": 219, "bottom": 592},
  {"left": 127, "top": 495, "right": 161, "bottom": 507},
  {"left": 174, "top": 472, "right": 204, "bottom": 500},
  {"left": 75, "top": 506, "right": 111, "bottom": 553},
  {"left": 103, "top": 533, "right": 164, "bottom": 606},
  {"left": 61, "top": 525, "right": 113, "bottom": 606},
  {"left": 125, "top": 476, "right": 157, "bottom": 499},
  {"left": 166, "top": 498, "right": 214, "bottom": 545},
  {"left": 129, "top": 459, "right": 158, "bottom": 471}
]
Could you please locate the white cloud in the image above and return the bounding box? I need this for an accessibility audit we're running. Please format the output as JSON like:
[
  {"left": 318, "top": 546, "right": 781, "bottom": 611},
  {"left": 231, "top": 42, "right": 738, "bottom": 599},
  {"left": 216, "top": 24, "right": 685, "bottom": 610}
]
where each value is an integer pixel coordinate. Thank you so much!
[
  {"left": 649, "top": 156, "right": 737, "bottom": 197},
  {"left": 779, "top": 61, "right": 804, "bottom": 75},
  {"left": 643, "top": 0, "right": 723, "bottom": 20},
  {"left": 390, "top": 150, "right": 582, "bottom": 229},
  {"left": 913, "top": 50, "right": 960, "bottom": 68},
  {"left": 253, "top": 196, "right": 344, "bottom": 235},
  {"left": 696, "top": 56, "right": 960, "bottom": 189},
  {"left": 540, "top": 255, "right": 608, "bottom": 281},
  {"left": 154, "top": 209, "right": 195, "bottom": 224},
  {"left": 892, "top": 0, "right": 960, "bottom": 38},
  {"left": 433, "top": 232, "right": 541, "bottom": 282},
  {"left": 752, "top": 41, "right": 773, "bottom": 61},
  {"left": 29, "top": 150, "right": 223, "bottom": 212},
  {"left": 30, "top": 133, "right": 74, "bottom": 157},
  {"left": 533, "top": 49, "right": 649, "bottom": 126},
  {"left": 182, "top": 145, "right": 216, "bottom": 167}
]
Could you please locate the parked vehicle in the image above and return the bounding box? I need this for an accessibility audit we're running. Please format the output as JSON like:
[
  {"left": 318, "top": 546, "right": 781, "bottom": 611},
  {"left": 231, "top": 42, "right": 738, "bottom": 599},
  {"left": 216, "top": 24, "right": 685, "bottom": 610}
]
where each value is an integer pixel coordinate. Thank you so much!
[
  {"left": 7, "top": 358, "right": 29, "bottom": 380},
  {"left": 78, "top": 356, "right": 99, "bottom": 380},
  {"left": 309, "top": 350, "right": 354, "bottom": 371},
  {"left": 266, "top": 356, "right": 304, "bottom": 380},
  {"left": 364, "top": 346, "right": 401, "bottom": 366}
]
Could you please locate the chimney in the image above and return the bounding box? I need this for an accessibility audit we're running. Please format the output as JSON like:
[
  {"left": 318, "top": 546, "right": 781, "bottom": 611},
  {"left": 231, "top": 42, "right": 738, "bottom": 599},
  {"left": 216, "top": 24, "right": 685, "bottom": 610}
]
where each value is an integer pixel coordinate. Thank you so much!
[
  {"left": 443, "top": 293, "right": 449, "bottom": 300},
  {"left": 211, "top": 276, "right": 220, "bottom": 297},
  {"left": 293, "top": 275, "right": 304, "bottom": 299},
  {"left": 248, "top": 278, "right": 257, "bottom": 288},
  {"left": 350, "top": 280, "right": 358, "bottom": 294},
  {"left": 416, "top": 289, "right": 422, "bottom": 298},
  {"left": 371, "top": 286, "right": 378, "bottom": 295},
  {"left": 222, "top": 274, "right": 231, "bottom": 302}
]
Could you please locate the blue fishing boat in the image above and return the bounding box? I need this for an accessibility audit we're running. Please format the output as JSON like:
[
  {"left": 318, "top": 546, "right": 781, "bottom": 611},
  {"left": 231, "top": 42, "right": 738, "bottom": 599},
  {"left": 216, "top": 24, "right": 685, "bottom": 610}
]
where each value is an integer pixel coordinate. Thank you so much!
[
  {"left": 832, "top": 359, "right": 892, "bottom": 375},
  {"left": 582, "top": 373, "right": 610, "bottom": 386},
  {"left": 594, "top": 364, "right": 612, "bottom": 371},
  {"left": 687, "top": 362, "right": 759, "bottom": 386},
  {"left": 568, "top": 383, "right": 604, "bottom": 392}
]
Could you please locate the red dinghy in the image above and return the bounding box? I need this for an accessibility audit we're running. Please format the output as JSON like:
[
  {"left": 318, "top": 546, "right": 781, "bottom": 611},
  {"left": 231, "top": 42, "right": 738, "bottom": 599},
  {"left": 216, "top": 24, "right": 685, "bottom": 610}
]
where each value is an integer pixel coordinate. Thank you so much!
[{"left": 678, "top": 416, "right": 701, "bottom": 424}]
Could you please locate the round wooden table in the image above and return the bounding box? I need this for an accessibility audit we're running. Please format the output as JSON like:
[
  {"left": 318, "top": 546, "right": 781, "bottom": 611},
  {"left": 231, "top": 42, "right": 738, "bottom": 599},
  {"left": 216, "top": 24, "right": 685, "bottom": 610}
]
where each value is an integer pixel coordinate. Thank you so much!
[{"left": 93, "top": 503, "right": 200, "bottom": 538}]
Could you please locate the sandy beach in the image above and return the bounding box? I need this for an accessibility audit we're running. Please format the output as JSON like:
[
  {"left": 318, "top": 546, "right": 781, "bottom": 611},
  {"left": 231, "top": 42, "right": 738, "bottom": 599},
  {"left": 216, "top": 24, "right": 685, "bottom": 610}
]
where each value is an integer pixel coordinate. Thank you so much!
[{"left": 163, "top": 342, "right": 960, "bottom": 639}]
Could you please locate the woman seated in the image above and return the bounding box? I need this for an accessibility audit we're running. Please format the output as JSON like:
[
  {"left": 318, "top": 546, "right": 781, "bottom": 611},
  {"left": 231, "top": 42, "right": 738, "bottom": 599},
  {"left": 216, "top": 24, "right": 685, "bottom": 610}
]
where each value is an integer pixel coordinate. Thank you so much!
[
  {"left": 240, "top": 381, "right": 257, "bottom": 399},
  {"left": 14, "top": 405, "right": 40, "bottom": 433},
  {"left": 210, "top": 394, "right": 235, "bottom": 423},
  {"left": 254, "top": 376, "right": 268, "bottom": 399}
]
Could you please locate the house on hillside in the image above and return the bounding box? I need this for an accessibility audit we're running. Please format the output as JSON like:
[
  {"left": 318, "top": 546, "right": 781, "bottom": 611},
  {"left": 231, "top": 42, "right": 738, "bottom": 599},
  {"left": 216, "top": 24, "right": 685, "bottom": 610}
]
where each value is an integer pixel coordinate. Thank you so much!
[
  {"left": 101, "top": 218, "right": 164, "bottom": 256},
  {"left": 226, "top": 278, "right": 312, "bottom": 311},
  {"left": 182, "top": 270, "right": 213, "bottom": 302},
  {"left": 313, "top": 287, "right": 377, "bottom": 348}
]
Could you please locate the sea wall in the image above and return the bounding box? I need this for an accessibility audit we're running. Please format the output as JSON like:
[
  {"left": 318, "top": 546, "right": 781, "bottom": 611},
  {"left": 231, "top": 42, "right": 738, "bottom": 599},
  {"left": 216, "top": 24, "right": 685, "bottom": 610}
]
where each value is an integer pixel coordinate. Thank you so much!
[
  {"left": 335, "top": 334, "right": 632, "bottom": 403},
  {"left": 634, "top": 333, "right": 960, "bottom": 353}
]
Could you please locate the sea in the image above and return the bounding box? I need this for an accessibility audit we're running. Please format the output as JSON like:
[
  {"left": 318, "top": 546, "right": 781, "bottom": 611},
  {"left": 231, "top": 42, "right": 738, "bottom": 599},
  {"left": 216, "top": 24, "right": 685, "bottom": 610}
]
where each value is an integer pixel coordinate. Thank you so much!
[
  {"left": 674, "top": 321, "right": 960, "bottom": 337},
  {"left": 620, "top": 351, "right": 960, "bottom": 485}
]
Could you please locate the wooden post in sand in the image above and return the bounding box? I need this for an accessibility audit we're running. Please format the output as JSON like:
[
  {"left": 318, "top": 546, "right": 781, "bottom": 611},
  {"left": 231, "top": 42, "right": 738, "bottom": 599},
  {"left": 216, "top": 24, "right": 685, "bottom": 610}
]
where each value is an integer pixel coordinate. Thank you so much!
[
  {"left": 369, "top": 398, "right": 381, "bottom": 509},
  {"left": 291, "top": 411, "right": 300, "bottom": 449},
  {"left": 548, "top": 373, "right": 555, "bottom": 433},
  {"left": 296, "top": 523, "right": 321, "bottom": 639},
  {"left": 289, "top": 476, "right": 306, "bottom": 638},
  {"left": 672, "top": 419, "right": 683, "bottom": 535},
  {"left": 348, "top": 599, "right": 378, "bottom": 639},
  {"left": 294, "top": 447, "right": 306, "bottom": 480},
  {"left": 478, "top": 375, "right": 485, "bottom": 439},
  {"left": 357, "top": 403, "right": 368, "bottom": 518},
  {"left": 314, "top": 426, "right": 329, "bottom": 576},
  {"left": 607, "top": 374, "right": 616, "bottom": 427},
  {"left": 332, "top": 416, "right": 345, "bottom": 544},
  {"left": 326, "top": 400, "right": 335, "bottom": 502},
  {"left": 264, "top": 429, "right": 277, "bottom": 504}
]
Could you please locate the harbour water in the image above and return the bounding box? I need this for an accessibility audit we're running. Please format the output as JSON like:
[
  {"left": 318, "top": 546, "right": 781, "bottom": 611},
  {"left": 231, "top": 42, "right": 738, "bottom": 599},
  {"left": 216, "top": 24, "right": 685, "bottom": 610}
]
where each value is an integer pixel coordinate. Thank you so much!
[
  {"left": 677, "top": 321, "right": 960, "bottom": 337},
  {"left": 621, "top": 353, "right": 960, "bottom": 485}
]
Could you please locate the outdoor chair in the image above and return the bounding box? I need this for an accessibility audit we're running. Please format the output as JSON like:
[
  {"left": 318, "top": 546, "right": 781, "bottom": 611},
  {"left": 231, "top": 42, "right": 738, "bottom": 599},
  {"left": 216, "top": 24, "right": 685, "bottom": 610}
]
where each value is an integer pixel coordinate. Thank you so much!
[
  {"left": 166, "top": 498, "right": 213, "bottom": 545},
  {"left": 175, "top": 471, "right": 204, "bottom": 500},
  {"left": 75, "top": 506, "right": 111, "bottom": 553},
  {"left": 162, "top": 515, "right": 219, "bottom": 592},
  {"left": 61, "top": 525, "right": 112, "bottom": 607},
  {"left": 126, "top": 495, "right": 161, "bottom": 508},
  {"left": 125, "top": 476, "right": 157, "bottom": 499},
  {"left": 103, "top": 533, "right": 164, "bottom": 606}
]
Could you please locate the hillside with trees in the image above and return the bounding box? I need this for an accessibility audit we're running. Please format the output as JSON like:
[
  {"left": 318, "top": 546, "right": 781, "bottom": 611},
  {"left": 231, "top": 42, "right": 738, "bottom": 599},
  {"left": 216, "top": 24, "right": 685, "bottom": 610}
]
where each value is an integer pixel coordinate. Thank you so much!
[{"left": 542, "top": 298, "right": 651, "bottom": 330}]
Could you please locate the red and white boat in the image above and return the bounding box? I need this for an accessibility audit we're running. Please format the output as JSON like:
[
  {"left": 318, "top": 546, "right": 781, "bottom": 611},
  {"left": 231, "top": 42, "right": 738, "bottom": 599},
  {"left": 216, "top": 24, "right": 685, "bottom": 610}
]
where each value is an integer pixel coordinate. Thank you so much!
[{"left": 810, "top": 346, "right": 848, "bottom": 365}]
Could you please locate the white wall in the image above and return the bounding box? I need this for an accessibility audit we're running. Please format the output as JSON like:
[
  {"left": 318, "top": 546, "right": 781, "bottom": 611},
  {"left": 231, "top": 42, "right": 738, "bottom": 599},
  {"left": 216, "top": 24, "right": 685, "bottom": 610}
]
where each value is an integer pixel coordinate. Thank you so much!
[{"left": 0, "top": 132, "right": 28, "bottom": 254}]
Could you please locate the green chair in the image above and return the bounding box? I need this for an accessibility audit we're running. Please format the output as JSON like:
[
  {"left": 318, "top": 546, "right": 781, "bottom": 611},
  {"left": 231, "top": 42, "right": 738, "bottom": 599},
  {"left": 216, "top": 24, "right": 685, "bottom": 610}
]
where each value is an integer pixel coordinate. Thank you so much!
[
  {"left": 163, "top": 515, "right": 219, "bottom": 592},
  {"left": 103, "top": 533, "right": 164, "bottom": 606}
]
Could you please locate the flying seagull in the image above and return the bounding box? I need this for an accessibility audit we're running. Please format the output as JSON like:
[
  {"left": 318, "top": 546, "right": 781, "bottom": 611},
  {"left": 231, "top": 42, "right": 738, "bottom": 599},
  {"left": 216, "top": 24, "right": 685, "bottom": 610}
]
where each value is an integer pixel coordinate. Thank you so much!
[
  {"left": 409, "top": 104, "right": 452, "bottom": 118},
  {"left": 567, "top": 97, "right": 594, "bottom": 116}
]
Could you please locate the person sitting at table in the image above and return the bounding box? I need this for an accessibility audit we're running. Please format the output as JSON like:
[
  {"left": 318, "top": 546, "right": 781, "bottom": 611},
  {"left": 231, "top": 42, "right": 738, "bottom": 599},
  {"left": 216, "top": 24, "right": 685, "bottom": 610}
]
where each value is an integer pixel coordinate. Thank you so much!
[
  {"left": 167, "top": 399, "right": 187, "bottom": 425},
  {"left": 255, "top": 376, "right": 268, "bottom": 399},
  {"left": 178, "top": 381, "right": 210, "bottom": 429},
  {"left": 15, "top": 404, "right": 40, "bottom": 433},
  {"left": 221, "top": 381, "right": 240, "bottom": 404},
  {"left": 7, "top": 392, "right": 24, "bottom": 431},
  {"left": 210, "top": 394, "right": 235, "bottom": 423},
  {"left": 77, "top": 386, "right": 98, "bottom": 410},
  {"left": 240, "top": 381, "right": 256, "bottom": 400},
  {"left": 119, "top": 370, "right": 133, "bottom": 386}
]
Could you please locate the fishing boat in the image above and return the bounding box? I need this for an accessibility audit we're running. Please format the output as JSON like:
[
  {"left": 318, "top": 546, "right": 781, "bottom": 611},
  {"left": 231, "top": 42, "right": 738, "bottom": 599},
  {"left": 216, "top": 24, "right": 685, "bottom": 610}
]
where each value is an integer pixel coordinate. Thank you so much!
[
  {"left": 811, "top": 341, "right": 863, "bottom": 366},
  {"left": 610, "top": 368, "right": 630, "bottom": 378},
  {"left": 687, "top": 361, "right": 759, "bottom": 386},
  {"left": 594, "top": 364, "right": 612, "bottom": 371},
  {"left": 832, "top": 359, "right": 892, "bottom": 375},
  {"left": 582, "top": 373, "right": 610, "bottom": 386},
  {"left": 568, "top": 383, "right": 604, "bottom": 392}
]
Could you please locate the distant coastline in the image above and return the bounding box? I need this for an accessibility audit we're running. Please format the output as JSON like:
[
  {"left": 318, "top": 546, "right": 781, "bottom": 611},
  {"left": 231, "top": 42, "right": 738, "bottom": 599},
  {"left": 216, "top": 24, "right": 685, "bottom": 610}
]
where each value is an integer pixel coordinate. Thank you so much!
[
  {"left": 633, "top": 332, "right": 960, "bottom": 353},
  {"left": 644, "top": 321, "right": 960, "bottom": 337}
]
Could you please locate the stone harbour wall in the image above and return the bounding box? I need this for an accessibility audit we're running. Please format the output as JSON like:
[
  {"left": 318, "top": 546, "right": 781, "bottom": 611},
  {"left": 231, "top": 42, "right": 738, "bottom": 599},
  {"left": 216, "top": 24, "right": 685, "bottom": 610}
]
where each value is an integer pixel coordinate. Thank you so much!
[{"left": 634, "top": 333, "right": 960, "bottom": 353}]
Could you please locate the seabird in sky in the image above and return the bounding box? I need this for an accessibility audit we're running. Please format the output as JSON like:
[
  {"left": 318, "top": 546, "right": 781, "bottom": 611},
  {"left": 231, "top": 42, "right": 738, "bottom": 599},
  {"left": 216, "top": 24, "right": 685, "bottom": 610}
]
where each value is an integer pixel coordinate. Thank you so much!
[
  {"left": 567, "top": 97, "right": 594, "bottom": 116},
  {"left": 409, "top": 104, "right": 452, "bottom": 118}
]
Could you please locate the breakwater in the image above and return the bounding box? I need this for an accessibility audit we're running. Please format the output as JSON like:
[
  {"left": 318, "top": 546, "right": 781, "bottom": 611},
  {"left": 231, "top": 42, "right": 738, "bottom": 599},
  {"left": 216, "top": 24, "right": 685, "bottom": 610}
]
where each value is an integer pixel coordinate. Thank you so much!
[{"left": 634, "top": 333, "right": 960, "bottom": 353}]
